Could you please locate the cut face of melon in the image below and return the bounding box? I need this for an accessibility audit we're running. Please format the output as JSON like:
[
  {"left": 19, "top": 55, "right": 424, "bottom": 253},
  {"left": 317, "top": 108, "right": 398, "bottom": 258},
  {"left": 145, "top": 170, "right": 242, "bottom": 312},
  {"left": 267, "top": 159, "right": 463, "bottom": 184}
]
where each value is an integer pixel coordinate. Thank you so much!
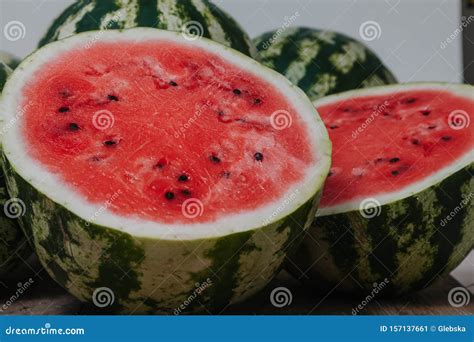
[
  {"left": 21, "top": 39, "right": 319, "bottom": 228},
  {"left": 316, "top": 83, "right": 473, "bottom": 215},
  {"left": 289, "top": 83, "right": 473, "bottom": 295},
  {"left": 0, "top": 28, "right": 330, "bottom": 312}
]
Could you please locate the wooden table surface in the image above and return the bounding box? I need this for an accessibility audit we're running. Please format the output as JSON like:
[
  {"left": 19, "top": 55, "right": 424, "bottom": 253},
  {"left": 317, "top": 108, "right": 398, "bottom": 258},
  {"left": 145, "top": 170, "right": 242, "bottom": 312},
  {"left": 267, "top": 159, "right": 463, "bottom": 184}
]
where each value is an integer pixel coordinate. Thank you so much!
[{"left": 1, "top": 265, "right": 472, "bottom": 315}]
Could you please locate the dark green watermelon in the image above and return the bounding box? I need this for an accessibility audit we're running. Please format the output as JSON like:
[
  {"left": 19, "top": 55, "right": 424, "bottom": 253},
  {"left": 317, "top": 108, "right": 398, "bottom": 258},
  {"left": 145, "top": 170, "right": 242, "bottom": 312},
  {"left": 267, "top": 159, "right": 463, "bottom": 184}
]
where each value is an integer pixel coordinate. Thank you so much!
[
  {"left": 254, "top": 27, "right": 397, "bottom": 100},
  {"left": 39, "top": 0, "right": 258, "bottom": 58},
  {"left": 0, "top": 52, "right": 32, "bottom": 278}
]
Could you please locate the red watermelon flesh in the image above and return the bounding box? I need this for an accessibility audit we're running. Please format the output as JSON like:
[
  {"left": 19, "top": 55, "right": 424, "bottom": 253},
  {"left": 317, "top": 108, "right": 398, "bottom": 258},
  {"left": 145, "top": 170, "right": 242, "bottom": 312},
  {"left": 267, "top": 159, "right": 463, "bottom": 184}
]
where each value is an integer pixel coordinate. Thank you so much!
[
  {"left": 317, "top": 89, "right": 473, "bottom": 208},
  {"left": 21, "top": 41, "right": 317, "bottom": 224}
]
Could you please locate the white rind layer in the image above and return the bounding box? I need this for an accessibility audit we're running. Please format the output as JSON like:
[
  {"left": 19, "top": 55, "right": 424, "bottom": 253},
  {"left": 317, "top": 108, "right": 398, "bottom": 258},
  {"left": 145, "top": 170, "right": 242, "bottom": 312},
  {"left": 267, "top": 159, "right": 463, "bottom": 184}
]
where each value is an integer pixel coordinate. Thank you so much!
[
  {"left": 314, "top": 83, "right": 474, "bottom": 217},
  {"left": 0, "top": 28, "right": 331, "bottom": 240}
]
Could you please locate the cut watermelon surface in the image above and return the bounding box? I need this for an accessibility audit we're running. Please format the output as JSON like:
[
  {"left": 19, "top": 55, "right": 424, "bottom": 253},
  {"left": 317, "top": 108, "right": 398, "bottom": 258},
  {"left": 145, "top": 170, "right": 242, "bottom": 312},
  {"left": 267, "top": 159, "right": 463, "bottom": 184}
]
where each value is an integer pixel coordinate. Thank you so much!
[
  {"left": 22, "top": 40, "right": 315, "bottom": 225},
  {"left": 318, "top": 86, "right": 473, "bottom": 212},
  {"left": 0, "top": 28, "right": 330, "bottom": 312},
  {"left": 289, "top": 83, "right": 473, "bottom": 295}
]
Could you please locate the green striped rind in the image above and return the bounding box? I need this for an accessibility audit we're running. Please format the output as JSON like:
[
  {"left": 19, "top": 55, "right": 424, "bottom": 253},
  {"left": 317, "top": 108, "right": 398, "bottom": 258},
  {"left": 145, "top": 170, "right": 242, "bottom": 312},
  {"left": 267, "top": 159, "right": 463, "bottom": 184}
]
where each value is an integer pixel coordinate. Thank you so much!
[
  {"left": 2, "top": 153, "right": 321, "bottom": 313},
  {"left": 253, "top": 27, "right": 397, "bottom": 101},
  {"left": 38, "top": 0, "right": 258, "bottom": 58},
  {"left": 0, "top": 55, "right": 31, "bottom": 278},
  {"left": 289, "top": 164, "right": 473, "bottom": 295}
]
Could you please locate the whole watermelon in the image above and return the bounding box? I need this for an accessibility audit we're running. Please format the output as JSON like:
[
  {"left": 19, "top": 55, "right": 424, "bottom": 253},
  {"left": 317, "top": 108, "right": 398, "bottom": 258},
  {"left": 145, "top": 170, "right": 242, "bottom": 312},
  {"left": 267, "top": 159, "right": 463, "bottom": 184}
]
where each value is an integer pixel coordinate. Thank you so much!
[
  {"left": 254, "top": 27, "right": 397, "bottom": 100},
  {"left": 39, "top": 0, "right": 258, "bottom": 58}
]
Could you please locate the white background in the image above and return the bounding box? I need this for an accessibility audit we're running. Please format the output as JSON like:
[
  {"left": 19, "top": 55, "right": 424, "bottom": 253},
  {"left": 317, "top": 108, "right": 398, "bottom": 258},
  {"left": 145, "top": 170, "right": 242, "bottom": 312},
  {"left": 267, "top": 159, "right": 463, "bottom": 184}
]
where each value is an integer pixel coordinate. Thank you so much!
[{"left": 0, "top": 0, "right": 472, "bottom": 288}]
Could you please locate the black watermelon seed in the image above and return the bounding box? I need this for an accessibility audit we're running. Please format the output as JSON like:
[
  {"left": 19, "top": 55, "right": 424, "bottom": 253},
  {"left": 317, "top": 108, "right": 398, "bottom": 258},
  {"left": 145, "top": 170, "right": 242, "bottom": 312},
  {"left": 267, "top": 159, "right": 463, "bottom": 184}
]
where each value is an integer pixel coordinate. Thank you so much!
[
  {"left": 441, "top": 136, "right": 452, "bottom": 141},
  {"left": 420, "top": 110, "right": 431, "bottom": 116},
  {"left": 402, "top": 98, "right": 416, "bottom": 104},
  {"left": 233, "top": 89, "right": 241, "bottom": 96},
  {"left": 209, "top": 154, "right": 221, "bottom": 163},
  {"left": 181, "top": 189, "right": 191, "bottom": 196},
  {"left": 391, "top": 170, "right": 399, "bottom": 176},
  {"left": 328, "top": 171, "right": 333, "bottom": 177},
  {"left": 389, "top": 157, "right": 400, "bottom": 163},
  {"left": 178, "top": 174, "right": 189, "bottom": 182},
  {"left": 428, "top": 125, "right": 436, "bottom": 129},
  {"left": 411, "top": 139, "right": 420, "bottom": 146},
  {"left": 165, "top": 191, "right": 175, "bottom": 200},
  {"left": 329, "top": 125, "right": 339, "bottom": 129},
  {"left": 58, "top": 106, "right": 70, "bottom": 113},
  {"left": 254, "top": 98, "right": 262, "bottom": 105},
  {"left": 169, "top": 81, "right": 178, "bottom": 87},
  {"left": 104, "top": 140, "right": 117, "bottom": 146},
  {"left": 254, "top": 152, "right": 263, "bottom": 161},
  {"left": 68, "top": 123, "right": 80, "bottom": 131},
  {"left": 107, "top": 94, "right": 119, "bottom": 101}
]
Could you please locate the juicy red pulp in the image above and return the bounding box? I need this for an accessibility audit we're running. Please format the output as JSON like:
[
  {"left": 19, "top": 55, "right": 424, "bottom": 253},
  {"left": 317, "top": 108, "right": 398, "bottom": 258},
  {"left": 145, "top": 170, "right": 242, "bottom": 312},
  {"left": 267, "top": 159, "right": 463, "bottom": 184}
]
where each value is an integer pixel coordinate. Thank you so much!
[
  {"left": 317, "top": 89, "right": 473, "bottom": 207},
  {"left": 22, "top": 41, "right": 315, "bottom": 224}
]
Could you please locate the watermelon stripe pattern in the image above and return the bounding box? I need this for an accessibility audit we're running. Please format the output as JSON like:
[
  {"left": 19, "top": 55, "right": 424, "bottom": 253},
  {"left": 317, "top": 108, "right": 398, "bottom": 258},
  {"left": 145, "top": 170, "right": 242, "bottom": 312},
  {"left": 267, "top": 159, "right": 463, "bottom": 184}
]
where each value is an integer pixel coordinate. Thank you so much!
[
  {"left": 289, "top": 165, "right": 473, "bottom": 295},
  {"left": 3, "top": 154, "right": 320, "bottom": 312},
  {"left": 0, "top": 54, "right": 31, "bottom": 278},
  {"left": 254, "top": 27, "right": 397, "bottom": 100},
  {"left": 38, "top": 0, "right": 258, "bottom": 58}
]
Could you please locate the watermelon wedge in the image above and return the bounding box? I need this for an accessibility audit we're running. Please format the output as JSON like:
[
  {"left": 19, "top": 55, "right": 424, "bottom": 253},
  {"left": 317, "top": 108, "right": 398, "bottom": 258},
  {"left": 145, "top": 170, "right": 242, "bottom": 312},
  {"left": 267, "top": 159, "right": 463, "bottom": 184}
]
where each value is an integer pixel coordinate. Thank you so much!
[
  {"left": 0, "top": 52, "right": 31, "bottom": 278},
  {"left": 289, "top": 83, "right": 473, "bottom": 295},
  {"left": 0, "top": 28, "right": 331, "bottom": 312}
]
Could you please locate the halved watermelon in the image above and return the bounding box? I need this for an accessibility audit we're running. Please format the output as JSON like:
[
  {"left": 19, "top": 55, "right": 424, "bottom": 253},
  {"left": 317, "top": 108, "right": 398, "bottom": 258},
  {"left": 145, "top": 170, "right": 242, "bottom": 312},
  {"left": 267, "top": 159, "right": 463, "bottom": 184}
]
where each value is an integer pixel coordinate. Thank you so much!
[
  {"left": 0, "top": 28, "right": 331, "bottom": 312},
  {"left": 0, "top": 52, "right": 31, "bottom": 278},
  {"left": 289, "top": 83, "right": 473, "bottom": 295}
]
